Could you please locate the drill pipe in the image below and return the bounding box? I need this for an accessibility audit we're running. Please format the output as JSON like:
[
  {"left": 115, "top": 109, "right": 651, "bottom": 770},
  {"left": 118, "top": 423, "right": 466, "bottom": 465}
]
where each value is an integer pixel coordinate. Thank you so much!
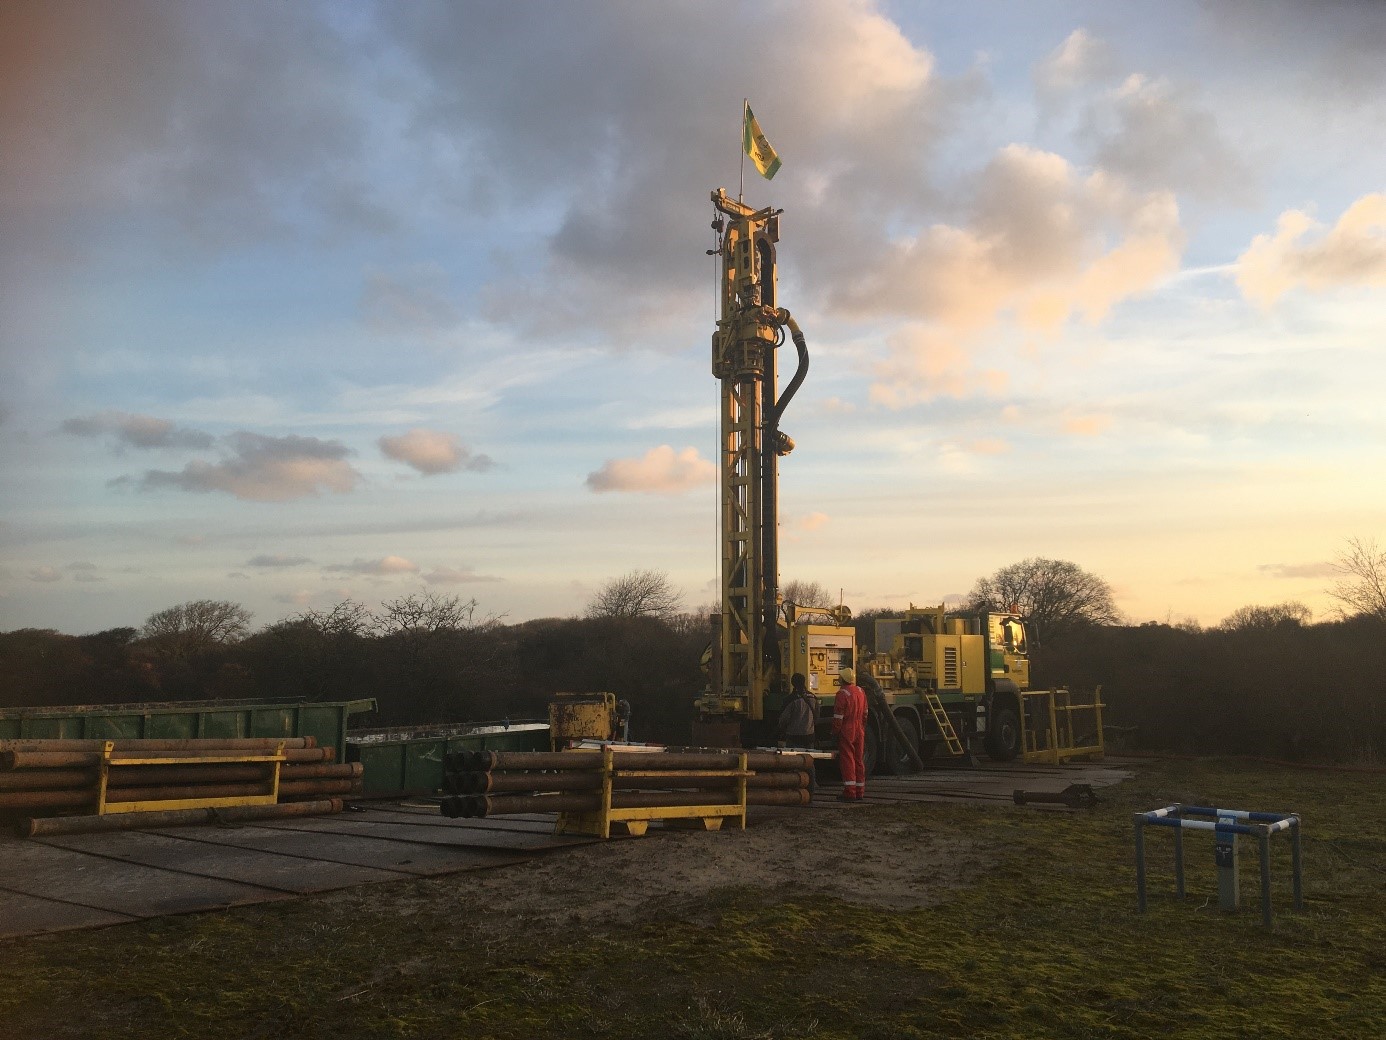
[
  {"left": 102, "top": 777, "right": 359, "bottom": 803},
  {"left": 467, "top": 750, "right": 815, "bottom": 773},
  {"left": 454, "top": 768, "right": 809, "bottom": 795},
  {"left": 455, "top": 787, "right": 810, "bottom": 818},
  {"left": 0, "top": 746, "right": 334, "bottom": 770},
  {"left": 21, "top": 798, "right": 344, "bottom": 838},
  {"left": 0, "top": 769, "right": 95, "bottom": 791},
  {"left": 108, "top": 761, "right": 361, "bottom": 787},
  {"left": 0, "top": 789, "right": 94, "bottom": 811},
  {"left": 0, "top": 737, "right": 316, "bottom": 753}
]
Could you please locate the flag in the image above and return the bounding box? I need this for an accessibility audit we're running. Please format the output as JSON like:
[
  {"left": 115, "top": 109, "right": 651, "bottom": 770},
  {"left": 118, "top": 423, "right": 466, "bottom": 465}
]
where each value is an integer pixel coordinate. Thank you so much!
[{"left": 743, "top": 104, "right": 781, "bottom": 180}]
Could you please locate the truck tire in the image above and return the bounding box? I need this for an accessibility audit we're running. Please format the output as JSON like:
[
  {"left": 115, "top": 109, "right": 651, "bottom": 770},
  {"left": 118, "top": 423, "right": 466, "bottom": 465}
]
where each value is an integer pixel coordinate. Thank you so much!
[
  {"left": 881, "top": 709, "right": 922, "bottom": 775},
  {"left": 985, "top": 706, "right": 1021, "bottom": 762}
]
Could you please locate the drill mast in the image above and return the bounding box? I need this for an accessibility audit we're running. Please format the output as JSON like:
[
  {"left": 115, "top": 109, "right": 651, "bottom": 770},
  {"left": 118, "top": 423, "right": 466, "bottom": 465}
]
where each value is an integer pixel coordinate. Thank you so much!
[{"left": 697, "top": 188, "right": 809, "bottom": 728}]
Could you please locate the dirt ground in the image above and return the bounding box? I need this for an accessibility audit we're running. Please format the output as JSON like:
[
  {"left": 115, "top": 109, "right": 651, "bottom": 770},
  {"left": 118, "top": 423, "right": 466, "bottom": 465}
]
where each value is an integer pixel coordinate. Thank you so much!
[{"left": 323, "top": 805, "right": 999, "bottom": 932}]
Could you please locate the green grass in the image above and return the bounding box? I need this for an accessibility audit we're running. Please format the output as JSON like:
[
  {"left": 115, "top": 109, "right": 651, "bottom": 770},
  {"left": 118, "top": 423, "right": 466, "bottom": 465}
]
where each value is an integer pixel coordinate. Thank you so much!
[{"left": 1, "top": 759, "right": 1382, "bottom": 1039}]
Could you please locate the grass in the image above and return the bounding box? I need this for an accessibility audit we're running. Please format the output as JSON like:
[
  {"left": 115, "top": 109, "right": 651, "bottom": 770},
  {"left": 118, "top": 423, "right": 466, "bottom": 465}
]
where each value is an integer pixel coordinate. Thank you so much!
[{"left": 1, "top": 758, "right": 1383, "bottom": 1039}]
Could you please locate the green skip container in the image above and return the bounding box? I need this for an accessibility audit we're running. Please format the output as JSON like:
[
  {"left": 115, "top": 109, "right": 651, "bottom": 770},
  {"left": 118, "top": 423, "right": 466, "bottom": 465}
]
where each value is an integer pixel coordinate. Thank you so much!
[
  {"left": 347, "top": 720, "right": 550, "bottom": 796},
  {"left": 0, "top": 697, "right": 378, "bottom": 763}
]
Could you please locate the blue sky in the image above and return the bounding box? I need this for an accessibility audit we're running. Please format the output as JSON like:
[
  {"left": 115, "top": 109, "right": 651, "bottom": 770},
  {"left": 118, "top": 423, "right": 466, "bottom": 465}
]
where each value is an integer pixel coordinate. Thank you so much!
[{"left": 2, "top": 0, "right": 1384, "bottom": 635}]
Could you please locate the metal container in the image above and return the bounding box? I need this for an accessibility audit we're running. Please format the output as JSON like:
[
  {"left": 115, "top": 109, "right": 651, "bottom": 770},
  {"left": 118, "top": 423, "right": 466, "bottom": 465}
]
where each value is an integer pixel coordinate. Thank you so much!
[
  {"left": 0, "top": 698, "right": 376, "bottom": 762},
  {"left": 347, "top": 720, "right": 550, "bottom": 796}
]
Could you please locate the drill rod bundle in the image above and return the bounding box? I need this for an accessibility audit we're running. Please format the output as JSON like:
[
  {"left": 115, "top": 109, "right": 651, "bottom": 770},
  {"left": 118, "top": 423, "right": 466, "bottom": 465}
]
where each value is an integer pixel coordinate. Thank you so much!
[
  {"left": 0, "top": 737, "right": 360, "bottom": 836},
  {"left": 439, "top": 748, "right": 815, "bottom": 831}
]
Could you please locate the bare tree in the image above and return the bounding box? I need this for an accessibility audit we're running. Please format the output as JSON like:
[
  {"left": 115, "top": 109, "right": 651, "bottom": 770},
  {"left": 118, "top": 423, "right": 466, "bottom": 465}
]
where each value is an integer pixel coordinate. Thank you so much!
[
  {"left": 779, "top": 579, "right": 835, "bottom": 609},
  {"left": 375, "top": 590, "right": 494, "bottom": 636},
  {"left": 1330, "top": 536, "right": 1386, "bottom": 622},
  {"left": 278, "top": 599, "right": 376, "bottom": 639},
  {"left": 967, "top": 558, "right": 1119, "bottom": 646},
  {"left": 586, "top": 569, "right": 684, "bottom": 624},
  {"left": 140, "top": 600, "right": 252, "bottom": 656},
  {"left": 1219, "top": 602, "right": 1312, "bottom": 630}
]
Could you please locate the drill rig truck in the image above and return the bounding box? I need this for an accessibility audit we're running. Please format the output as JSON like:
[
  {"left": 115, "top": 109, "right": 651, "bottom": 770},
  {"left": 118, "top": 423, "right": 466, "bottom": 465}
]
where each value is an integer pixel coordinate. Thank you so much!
[{"left": 691, "top": 188, "right": 1103, "bottom": 773}]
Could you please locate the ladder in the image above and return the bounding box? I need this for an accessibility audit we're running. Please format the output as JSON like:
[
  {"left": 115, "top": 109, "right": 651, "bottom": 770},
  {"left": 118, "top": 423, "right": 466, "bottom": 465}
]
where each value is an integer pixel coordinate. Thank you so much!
[{"left": 923, "top": 693, "right": 965, "bottom": 756}]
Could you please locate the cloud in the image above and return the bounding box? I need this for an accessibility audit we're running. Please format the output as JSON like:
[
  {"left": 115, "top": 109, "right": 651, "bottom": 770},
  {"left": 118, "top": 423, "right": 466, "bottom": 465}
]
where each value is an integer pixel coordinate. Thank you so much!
[
  {"left": 379, "top": 428, "right": 493, "bottom": 475},
  {"left": 1258, "top": 561, "right": 1337, "bottom": 580},
  {"left": 1236, "top": 194, "right": 1386, "bottom": 306},
  {"left": 66, "top": 561, "right": 105, "bottom": 583},
  {"left": 0, "top": 0, "right": 386, "bottom": 256},
  {"left": 325, "top": 555, "right": 420, "bottom": 576},
  {"left": 29, "top": 566, "right": 61, "bottom": 583},
  {"left": 1080, "top": 74, "right": 1249, "bottom": 200},
  {"left": 62, "top": 411, "right": 214, "bottom": 450},
  {"left": 423, "top": 566, "right": 503, "bottom": 585},
  {"left": 247, "top": 554, "right": 311, "bottom": 568},
  {"left": 360, "top": 266, "right": 461, "bottom": 336},
  {"left": 1061, "top": 413, "right": 1113, "bottom": 437},
  {"left": 1034, "top": 29, "right": 1117, "bottom": 99},
  {"left": 136, "top": 432, "right": 360, "bottom": 501},
  {"left": 836, "top": 145, "right": 1183, "bottom": 327},
  {"left": 871, "top": 327, "right": 1009, "bottom": 408},
  {"left": 274, "top": 589, "right": 318, "bottom": 607},
  {"left": 586, "top": 445, "right": 715, "bottom": 495},
  {"left": 378, "top": 1, "right": 951, "bottom": 346},
  {"left": 793, "top": 512, "right": 830, "bottom": 532}
]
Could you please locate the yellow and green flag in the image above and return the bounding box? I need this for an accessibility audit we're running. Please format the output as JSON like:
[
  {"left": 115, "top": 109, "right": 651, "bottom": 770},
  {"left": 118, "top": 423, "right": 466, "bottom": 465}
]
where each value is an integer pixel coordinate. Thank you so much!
[{"left": 743, "top": 104, "right": 781, "bottom": 180}]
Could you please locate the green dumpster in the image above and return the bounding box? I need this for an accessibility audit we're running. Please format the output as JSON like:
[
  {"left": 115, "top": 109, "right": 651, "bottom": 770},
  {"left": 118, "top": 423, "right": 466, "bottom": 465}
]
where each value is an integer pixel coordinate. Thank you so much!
[
  {"left": 347, "top": 720, "right": 550, "bottom": 796},
  {"left": 0, "top": 698, "right": 377, "bottom": 761}
]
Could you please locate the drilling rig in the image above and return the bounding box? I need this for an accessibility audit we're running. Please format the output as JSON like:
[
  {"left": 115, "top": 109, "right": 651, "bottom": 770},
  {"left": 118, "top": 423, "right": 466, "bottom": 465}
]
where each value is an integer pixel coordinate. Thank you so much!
[
  {"left": 689, "top": 189, "right": 1104, "bottom": 770},
  {"left": 691, "top": 189, "right": 856, "bottom": 750}
]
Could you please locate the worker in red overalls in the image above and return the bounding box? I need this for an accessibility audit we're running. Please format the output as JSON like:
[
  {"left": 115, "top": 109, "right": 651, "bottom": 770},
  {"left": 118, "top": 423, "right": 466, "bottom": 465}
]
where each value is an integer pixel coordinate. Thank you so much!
[{"left": 832, "top": 667, "right": 868, "bottom": 801}]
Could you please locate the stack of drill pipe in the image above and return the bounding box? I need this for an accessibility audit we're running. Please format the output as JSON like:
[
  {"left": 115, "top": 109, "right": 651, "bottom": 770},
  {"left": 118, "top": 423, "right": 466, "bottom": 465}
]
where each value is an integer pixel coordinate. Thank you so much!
[
  {"left": 0, "top": 738, "right": 363, "bottom": 821},
  {"left": 440, "top": 747, "right": 814, "bottom": 819}
]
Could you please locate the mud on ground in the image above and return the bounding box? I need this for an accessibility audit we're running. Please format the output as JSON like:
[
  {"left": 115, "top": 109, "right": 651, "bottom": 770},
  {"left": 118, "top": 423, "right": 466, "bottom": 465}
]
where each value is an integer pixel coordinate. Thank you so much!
[{"left": 323, "top": 804, "right": 999, "bottom": 935}]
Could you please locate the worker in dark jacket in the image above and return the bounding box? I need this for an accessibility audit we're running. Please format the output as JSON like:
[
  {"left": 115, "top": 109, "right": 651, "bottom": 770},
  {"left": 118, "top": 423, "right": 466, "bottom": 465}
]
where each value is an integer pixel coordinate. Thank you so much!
[
  {"left": 833, "top": 667, "right": 868, "bottom": 801},
  {"left": 775, "top": 672, "right": 820, "bottom": 793},
  {"left": 775, "top": 672, "right": 818, "bottom": 746}
]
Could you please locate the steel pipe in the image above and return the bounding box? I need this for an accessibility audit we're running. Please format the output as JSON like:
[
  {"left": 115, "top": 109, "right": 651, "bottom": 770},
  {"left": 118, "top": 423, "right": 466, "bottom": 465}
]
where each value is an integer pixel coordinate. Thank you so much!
[
  {"left": 21, "top": 798, "right": 344, "bottom": 837},
  {"left": 0, "top": 746, "right": 334, "bottom": 770},
  {"left": 0, "top": 737, "right": 316, "bottom": 753},
  {"left": 0, "top": 769, "right": 95, "bottom": 791}
]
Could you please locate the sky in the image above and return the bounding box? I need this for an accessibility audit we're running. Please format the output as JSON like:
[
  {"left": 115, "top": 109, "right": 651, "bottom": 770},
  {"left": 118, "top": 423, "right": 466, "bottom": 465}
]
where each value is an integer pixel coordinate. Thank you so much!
[{"left": 2, "top": 0, "right": 1384, "bottom": 636}]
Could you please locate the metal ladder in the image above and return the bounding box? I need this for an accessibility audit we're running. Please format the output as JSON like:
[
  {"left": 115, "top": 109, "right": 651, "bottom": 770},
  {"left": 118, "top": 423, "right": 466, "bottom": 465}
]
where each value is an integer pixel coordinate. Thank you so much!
[{"left": 923, "top": 693, "right": 965, "bottom": 756}]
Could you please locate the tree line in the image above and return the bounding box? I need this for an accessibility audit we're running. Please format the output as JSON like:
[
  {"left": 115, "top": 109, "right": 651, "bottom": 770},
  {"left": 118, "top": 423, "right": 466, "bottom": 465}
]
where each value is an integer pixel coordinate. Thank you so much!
[{"left": 2, "top": 541, "right": 1383, "bottom": 761}]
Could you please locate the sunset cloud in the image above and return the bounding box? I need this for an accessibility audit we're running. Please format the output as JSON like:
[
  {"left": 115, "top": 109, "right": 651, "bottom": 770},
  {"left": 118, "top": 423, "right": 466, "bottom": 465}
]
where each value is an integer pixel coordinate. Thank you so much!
[
  {"left": 63, "top": 411, "right": 213, "bottom": 451},
  {"left": 247, "top": 554, "right": 311, "bottom": 568},
  {"left": 1237, "top": 194, "right": 1386, "bottom": 306},
  {"left": 585, "top": 445, "right": 715, "bottom": 495},
  {"left": 379, "top": 428, "right": 492, "bottom": 476},
  {"left": 423, "top": 566, "right": 503, "bottom": 584},
  {"left": 325, "top": 555, "right": 420, "bottom": 576},
  {"left": 135, "top": 433, "right": 360, "bottom": 502}
]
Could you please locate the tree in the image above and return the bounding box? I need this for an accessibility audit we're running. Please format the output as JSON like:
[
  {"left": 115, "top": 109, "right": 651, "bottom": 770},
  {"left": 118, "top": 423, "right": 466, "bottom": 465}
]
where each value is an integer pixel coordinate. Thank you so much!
[
  {"left": 967, "top": 558, "right": 1119, "bottom": 646},
  {"left": 1330, "top": 536, "right": 1386, "bottom": 622},
  {"left": 139, "top": 600, "right": 252, "bottom": 656},
  {"left": 1218, "top": 602, "right": 1312, "bottom": 631},
  {"left": 779, "top": 579, "right": 835, "bottom": 610},
  {"left": 586, "top": 569, "right": 683, "bottom": 624},
  {"left": 375, "top": 590, "right": 487, "bottom": 635}
]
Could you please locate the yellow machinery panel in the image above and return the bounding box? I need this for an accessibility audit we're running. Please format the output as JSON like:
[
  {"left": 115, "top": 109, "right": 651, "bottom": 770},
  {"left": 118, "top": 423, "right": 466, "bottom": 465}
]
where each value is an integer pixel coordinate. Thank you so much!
[{"left": 549, "top": 692, "right": 624, "bottom": 750}]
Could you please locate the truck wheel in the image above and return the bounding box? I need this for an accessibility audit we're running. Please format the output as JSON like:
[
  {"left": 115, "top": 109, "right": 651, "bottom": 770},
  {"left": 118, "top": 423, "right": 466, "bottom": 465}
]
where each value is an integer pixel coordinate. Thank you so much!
[
  {"left": 986, "top": 707, "right": 1021, "bottom": 762},
  {"left": 881, "top": 709, "right": 922, "bottom": 775}
]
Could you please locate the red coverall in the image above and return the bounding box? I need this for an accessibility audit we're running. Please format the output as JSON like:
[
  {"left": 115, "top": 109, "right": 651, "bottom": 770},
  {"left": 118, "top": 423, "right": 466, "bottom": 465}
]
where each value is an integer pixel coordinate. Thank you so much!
[{"left": 832, "top": 681, "right": 868, "bottom": 799}]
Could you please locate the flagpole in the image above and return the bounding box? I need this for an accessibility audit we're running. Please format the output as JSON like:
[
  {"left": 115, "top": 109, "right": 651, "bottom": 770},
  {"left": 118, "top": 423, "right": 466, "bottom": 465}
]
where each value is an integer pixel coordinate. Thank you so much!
[{"left": 739, "top": 98, "right": 747, "bottom": 203}]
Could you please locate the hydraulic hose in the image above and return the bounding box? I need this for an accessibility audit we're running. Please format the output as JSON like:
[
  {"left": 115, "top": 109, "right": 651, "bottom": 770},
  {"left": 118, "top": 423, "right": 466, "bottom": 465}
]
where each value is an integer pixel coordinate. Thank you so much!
[{"left": 759, "top": 309, "right": 811, "bottom": 681}]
